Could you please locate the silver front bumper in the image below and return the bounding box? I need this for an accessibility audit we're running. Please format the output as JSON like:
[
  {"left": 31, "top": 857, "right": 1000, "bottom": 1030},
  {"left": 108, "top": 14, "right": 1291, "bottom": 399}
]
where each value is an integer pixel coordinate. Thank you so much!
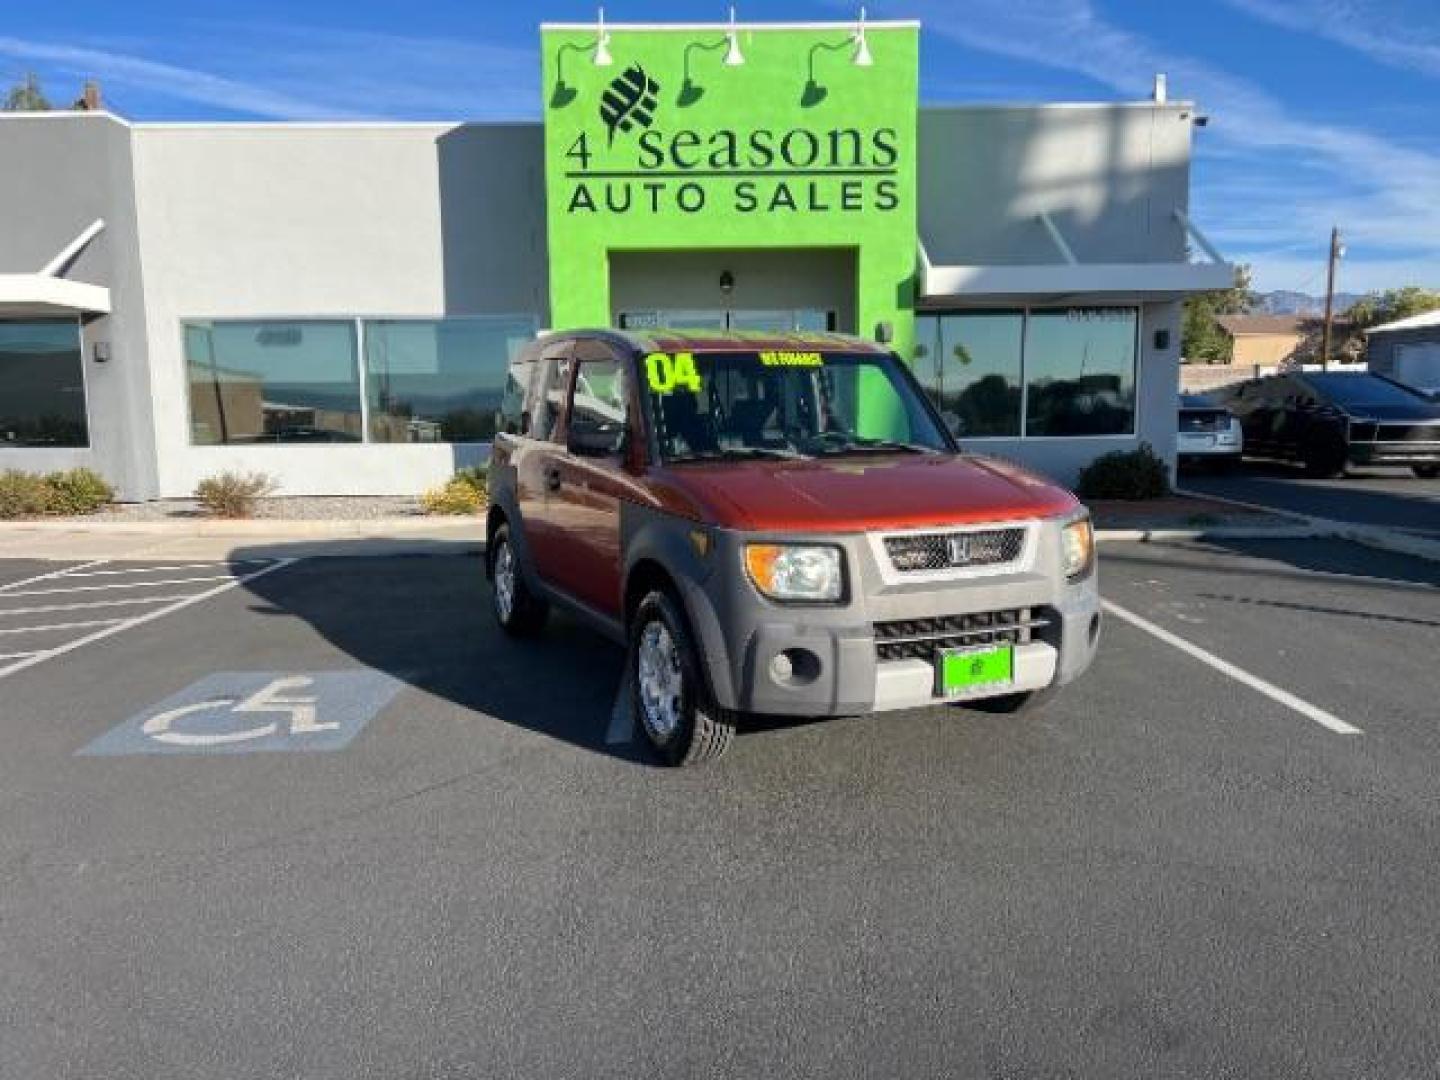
[{"left": 872, "top": 642, "right": 1059, "bottom": 712}]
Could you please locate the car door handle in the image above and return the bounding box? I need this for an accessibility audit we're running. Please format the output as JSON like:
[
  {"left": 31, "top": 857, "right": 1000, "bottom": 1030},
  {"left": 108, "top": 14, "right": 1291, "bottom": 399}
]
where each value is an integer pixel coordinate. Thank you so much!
[{"left": 545, "top": 466, "right": 562, "bottom": 492}]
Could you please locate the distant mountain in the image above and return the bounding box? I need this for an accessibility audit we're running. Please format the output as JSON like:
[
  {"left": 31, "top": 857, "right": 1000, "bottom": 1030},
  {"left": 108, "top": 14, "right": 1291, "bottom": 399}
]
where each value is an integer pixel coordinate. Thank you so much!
[{"left": 1255, "top": 290, "right": 1363, "bottom": 315}]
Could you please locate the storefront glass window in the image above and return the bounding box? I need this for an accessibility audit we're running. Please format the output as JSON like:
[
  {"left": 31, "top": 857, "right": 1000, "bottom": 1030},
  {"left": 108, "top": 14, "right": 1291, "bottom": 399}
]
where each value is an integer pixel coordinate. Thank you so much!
[
  {"left": 0, "top": 319, "right": 88, "bottom": 448},
  {"left": 914, "top": 313, "right": 1023, "bottom": 437},
  {"left": 185, "top": 321, "right": 362, "bottom": 445},
  {"left": 1024, "top": 308, "right": 1137, "bottom": 436},
  {"left": 363, "top": 316, "right": 537, "bottom": 443}
]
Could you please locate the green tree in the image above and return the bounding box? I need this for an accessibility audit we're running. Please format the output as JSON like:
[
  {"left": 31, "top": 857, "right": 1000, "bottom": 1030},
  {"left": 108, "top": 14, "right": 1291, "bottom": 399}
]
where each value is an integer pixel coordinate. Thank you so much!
[
  {"left": 1182, "top": 264, "right": 1256, "bottom": 364},
  {"left": 3, "top": 72, "right": 52, "bottom": 111},
  {"left": 1345, "top": 286, "right": 1440, "bottom": 331}
]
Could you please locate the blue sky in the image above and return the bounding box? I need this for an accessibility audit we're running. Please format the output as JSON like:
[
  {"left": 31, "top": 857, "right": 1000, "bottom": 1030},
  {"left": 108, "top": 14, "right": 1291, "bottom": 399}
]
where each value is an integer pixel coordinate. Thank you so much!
[{"left": 4, "top": 0, "right": 1438, "bottom": 295}]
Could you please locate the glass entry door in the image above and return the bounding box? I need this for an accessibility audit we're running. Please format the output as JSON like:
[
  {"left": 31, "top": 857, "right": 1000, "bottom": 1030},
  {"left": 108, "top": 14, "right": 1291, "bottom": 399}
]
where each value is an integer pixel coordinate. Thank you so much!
[{"left": 618, "top": 309, "right": 834, "bottom": 332}]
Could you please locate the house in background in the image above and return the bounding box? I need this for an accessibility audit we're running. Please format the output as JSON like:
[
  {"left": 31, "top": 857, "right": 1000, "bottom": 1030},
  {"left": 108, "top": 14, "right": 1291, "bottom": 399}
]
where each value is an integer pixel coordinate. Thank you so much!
[
  {"left": 1366, "top": 310, "right": 1440, "bottom": 394},
  {"left": 1214, "top": 314, "right": 1347, "bottom": 367}
]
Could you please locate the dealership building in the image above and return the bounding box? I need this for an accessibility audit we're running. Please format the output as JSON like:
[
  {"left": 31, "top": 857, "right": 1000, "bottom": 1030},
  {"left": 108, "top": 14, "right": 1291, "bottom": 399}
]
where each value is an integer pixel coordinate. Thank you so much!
[{"left": 0, "top": 18, "right": 1231, "bottom": 501}]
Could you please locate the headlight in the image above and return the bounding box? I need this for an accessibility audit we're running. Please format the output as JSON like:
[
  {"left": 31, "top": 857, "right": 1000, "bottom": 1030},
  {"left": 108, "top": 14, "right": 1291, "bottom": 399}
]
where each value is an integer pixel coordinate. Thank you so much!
[
  {"left": 744, "top": 544, "right": 844, "bottom": 602},
  {"left": 1060, "top": 517, "right": 1095, "bottom": 580}
]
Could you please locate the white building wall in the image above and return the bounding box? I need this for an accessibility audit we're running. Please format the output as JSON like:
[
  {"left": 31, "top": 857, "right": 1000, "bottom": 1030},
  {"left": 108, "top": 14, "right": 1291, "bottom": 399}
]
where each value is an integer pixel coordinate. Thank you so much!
[{"left": 128, "top": 122, "right": 549, "bottom": 497}]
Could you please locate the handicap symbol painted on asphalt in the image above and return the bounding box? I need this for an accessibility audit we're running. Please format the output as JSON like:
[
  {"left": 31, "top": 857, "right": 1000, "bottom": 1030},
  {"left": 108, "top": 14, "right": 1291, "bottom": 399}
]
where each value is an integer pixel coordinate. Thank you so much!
[{"left": 78, "top": 672, "right": 403, "bottom": 756}]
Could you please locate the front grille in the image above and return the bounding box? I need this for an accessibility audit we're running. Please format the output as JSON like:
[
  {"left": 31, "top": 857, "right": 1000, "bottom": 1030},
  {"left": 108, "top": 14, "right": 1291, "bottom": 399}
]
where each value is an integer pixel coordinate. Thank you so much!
[
  {"left": 1180, "top": 409, "right": 1230, "bottom": 433},
  {"left": 1376, "top": 422, "right": 1440, "bottom": 443},
  {"left": 883, "top": 527, "right": 1025, "bottom": 574},
  {"left": 873, "top": 607, "right": 1047, "bottom": 662}
]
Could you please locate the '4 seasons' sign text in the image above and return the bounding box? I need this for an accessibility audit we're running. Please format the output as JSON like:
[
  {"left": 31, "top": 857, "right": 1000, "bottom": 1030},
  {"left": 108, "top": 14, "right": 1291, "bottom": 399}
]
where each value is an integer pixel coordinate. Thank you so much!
[{"left": 562, "top": 63, "right": 901, "bottom": 217}]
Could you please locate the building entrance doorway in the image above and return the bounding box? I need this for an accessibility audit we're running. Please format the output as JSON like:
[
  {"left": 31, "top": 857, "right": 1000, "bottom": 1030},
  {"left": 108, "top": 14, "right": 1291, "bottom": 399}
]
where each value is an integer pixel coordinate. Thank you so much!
[
  {"left": 608, "top": 248, "right": 856, "bottom": 337},
  {"left": 616, "top": 308, "right": 835, "bottom": 333}
]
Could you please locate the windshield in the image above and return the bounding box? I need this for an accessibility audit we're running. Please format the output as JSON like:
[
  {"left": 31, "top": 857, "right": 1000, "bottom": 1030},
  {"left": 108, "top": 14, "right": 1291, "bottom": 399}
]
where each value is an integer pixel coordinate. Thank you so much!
[
  {"left": 641, "top": 349, "right": 953, "bottom": 463},
  {"left": 1302, "top": 373, "right": 1431, "bottom": 408}
]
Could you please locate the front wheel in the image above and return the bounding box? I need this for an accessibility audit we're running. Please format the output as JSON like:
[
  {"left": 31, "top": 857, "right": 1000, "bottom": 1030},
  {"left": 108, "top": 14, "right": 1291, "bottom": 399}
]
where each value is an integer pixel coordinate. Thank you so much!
[
  {"left": 1302, "top": 434, "right": 1348, "bottom": 478},
  {"left": 630, "top": 590, "right": 734, "bottom": 766},
  {"left": 1413, "top": 464, "right": 1440, "bottom": 479},
  {"left": 490, "top": 525, "right": 547, "bottom": 636}
]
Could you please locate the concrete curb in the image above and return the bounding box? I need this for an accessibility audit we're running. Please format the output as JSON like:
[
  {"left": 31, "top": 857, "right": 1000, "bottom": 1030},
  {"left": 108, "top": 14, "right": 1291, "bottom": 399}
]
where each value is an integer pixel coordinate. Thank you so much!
[
  {"left": 1097, "top": 525, "right": 1329, "bottom": 543},
  {"left": 1171, "top": 486, "right": 1440, "bottom": 564}
]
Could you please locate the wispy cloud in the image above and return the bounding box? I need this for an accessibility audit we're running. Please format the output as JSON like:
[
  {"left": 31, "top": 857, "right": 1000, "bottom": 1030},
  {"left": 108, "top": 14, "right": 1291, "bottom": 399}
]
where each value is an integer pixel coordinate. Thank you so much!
[
  {"left": 892, "top": 0, "right": 1440, "bottom": 291},
  {"left": 0, "top": 26, "right": 540, "bottom": 120},
  {"left": 0, "top": 35, "right": 344, "bottom": 118},
  {"left": 1222, "top": 0, "right": 1440, "bottom": 78}
]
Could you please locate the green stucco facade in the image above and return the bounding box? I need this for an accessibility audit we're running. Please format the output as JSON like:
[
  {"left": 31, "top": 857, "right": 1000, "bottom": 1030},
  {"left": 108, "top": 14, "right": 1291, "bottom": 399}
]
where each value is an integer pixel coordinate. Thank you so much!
[{"left": 542, "top": 22, "right": 919, "bottom": 357}]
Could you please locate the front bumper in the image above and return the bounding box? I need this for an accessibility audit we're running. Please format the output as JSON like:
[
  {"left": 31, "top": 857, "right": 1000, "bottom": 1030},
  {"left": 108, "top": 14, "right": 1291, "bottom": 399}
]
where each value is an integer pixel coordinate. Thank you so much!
[
  {"left": 677, "top": 516, "right": 1102, "bottom": 718},
  {"left": 1349, "top": 441, "right": 1440, "bottom": 466},
  {"left": 1178, "top": 430, "right": 1242, "bottom": 459}
]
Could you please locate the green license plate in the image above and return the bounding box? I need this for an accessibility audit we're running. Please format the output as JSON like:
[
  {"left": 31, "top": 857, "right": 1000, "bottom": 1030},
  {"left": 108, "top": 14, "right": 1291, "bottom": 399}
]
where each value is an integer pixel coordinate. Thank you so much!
[{"left": 937, "top": 644, "right": 1014, "bottom": 696}]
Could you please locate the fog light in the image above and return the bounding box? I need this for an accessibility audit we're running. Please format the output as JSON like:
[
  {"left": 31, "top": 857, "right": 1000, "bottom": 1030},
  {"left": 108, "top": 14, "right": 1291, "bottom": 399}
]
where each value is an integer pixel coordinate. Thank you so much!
[{"left": 770, "top": 648, "right": 821, "bottom": 687}]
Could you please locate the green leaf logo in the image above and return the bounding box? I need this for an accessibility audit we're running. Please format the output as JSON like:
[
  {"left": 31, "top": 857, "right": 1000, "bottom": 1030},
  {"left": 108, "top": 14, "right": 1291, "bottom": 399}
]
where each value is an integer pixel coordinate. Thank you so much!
[{"left": 600, "top": 64, "right": 660, "bottom": 145}]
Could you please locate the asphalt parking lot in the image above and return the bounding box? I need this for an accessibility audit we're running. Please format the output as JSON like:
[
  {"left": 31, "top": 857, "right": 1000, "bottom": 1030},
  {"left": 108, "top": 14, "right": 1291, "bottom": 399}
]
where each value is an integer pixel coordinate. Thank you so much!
[{"left": 2, "top": 538, "right": 1439, "bottom": 1078}]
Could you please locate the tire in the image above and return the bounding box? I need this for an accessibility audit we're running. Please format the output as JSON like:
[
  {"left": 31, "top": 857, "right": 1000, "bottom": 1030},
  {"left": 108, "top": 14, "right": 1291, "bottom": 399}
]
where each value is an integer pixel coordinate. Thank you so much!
[
  {"left": 1413, "top": 464, "right": 1440, "bottom": 479},
  {"left": 629, "top": 589, "right": 734, "bottom": 766},
  {"left": 960, "top": 684, "right": 1061, "bottom": 716},
  {"left": 1302, "top": 434, "right": 1348, "bottom": 479},
  {"left": 489, "top": 524, "right": 548, "bottom": 637}
]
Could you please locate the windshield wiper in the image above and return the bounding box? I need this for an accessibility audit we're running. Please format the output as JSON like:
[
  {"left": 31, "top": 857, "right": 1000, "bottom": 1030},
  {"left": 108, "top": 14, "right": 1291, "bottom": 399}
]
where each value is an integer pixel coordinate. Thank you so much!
[
  {"left": 820, "top": 437, "right": 942, "bottom": 455},
  {"left": 668, "top": 446, "right": 810, "bottom": 463}
]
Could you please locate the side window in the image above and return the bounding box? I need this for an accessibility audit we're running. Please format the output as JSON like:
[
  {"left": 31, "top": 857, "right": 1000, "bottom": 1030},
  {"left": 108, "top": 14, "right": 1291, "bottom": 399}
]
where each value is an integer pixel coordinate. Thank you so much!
[
  {"left": 531, "top": 342, "right": 573, "bottom": 443},
  {"left": 567, "top": 342, "right": 630, "bottom": 457},
  {"left": 496, "top": 356, "right": 533, "bottom": 436}
]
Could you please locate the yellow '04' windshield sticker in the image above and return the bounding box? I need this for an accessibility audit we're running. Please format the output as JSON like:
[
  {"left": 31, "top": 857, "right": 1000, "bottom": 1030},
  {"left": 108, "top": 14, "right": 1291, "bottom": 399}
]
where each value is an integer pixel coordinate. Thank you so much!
[
  {"left": 759, "top": 351, "right": 823, "bottom": 367},
  {"left": 644, "top": 351, "right": 703, "bottom": 395}
]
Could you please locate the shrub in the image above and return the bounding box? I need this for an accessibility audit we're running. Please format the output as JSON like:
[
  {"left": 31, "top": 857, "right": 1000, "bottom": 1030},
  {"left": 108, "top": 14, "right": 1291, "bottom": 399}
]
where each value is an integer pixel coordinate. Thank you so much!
[
  {"left": 421, "top": 472, "right": 488, "bottom": 516},
  {"left": 43, "top": 468, "right": 115, "bottom": 515},
  {"left": 1076, "top": 443, "right": 1172, "bottom": 501},
  {"left": 194, "top": 471, "right": 277, "bottom": 518},
  {"left": 452, "top": 466, "right": 489, "bottom": 500},
  {"left": 0, "top": 470, "right": 54, "bottom": 519}
]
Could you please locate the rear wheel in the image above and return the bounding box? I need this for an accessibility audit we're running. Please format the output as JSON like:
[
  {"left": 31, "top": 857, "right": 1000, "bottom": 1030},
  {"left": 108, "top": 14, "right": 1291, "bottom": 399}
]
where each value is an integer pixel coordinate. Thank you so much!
[
  {"left": 1413, "top": 464, "right": 1440, "bottom": 479},
  {"left": 490, "top": 525, "right": 547, "bottom": 636},
  {"left": 630, "top": 590, "right": 734, "bottom": 766}
]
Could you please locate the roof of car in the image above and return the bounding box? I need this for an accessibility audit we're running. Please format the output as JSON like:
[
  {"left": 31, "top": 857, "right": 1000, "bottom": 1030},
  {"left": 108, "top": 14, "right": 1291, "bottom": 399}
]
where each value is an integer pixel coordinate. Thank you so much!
[{"left": 536, "top": 328, "right": 893, "bottom": 355}]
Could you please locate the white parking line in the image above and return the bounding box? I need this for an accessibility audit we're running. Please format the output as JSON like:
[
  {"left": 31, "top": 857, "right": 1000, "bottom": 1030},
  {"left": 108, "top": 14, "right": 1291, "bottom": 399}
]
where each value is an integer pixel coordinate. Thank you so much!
[
  {"left": 0, "top": 595, "right": 194, "bottom": 618},
  {"left": 606, "top": 670, "right": 634, "bottom": 745},
  {"left": 1101, "top": 598, "right": 1362, "bottom": 736},
  {"left": 0, "top": 559, "right": 296, "bottom": 681},
  {"left": 0, "top": 618, "right": 126, "bottom": 636},
  {"left": 1, "top": 575, "right": 237, "bottom": 597},
  {"left": 0, "top": 651, "right": 37, "bottom": 661},
  {"left": 58, "top": 562, "right": 251, "bottom": 578},
  {"left": 0, "top": 559, "right": 110, "bottom": 594}
]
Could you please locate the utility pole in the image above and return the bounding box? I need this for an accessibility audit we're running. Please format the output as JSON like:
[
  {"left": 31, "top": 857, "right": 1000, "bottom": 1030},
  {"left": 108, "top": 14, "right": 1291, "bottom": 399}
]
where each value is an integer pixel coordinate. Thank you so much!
[{"left": 1321, "top": 225, "right": 1343, "bottom": 369}]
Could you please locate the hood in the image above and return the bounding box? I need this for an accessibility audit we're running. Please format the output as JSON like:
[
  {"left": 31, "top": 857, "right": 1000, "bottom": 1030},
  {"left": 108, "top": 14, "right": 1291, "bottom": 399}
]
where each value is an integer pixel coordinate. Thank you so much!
[{"left": 650, "top": 453, "right": 1080, "bottom": 533}]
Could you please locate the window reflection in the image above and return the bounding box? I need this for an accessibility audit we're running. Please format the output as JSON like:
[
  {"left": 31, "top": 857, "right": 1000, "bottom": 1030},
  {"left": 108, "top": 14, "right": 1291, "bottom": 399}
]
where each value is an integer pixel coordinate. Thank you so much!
[
  {"left": 0, "top": 319, "right": 88, "bottom": 448},
  {"left": 1024, "top": 309, "right": 1137, "bottom": 436},
  {"left": 364, "top": 317, "right": 538, "bottom": 443},
  {"left": 185, "top": 321, "right": 362, "bottom": 445}
]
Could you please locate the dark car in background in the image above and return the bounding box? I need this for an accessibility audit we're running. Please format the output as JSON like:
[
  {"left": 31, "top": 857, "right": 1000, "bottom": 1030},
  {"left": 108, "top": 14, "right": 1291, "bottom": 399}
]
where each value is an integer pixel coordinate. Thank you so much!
[
  {"left": 1218, "top": 371, "right": 1440, "bottom": 478},
  {"left": 1177, "top": 393, "right": 1243, "bottom": 472}
]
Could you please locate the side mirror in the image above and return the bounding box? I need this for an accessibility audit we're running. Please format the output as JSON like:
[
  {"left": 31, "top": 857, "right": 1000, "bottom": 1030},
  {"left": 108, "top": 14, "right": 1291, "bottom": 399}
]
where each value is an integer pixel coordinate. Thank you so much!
[
  {"left": 941, "top": 410, "right": 965, "bottom": 437},
  {"left": 568, "top": 418, "right": 626, "bottom": 457}
]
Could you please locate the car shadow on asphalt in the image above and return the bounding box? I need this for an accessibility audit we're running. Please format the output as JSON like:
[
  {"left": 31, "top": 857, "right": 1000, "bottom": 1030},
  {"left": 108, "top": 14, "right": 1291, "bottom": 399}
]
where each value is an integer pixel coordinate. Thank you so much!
[{"left": 232, "top": 543, "right": 656, "bottom": 766}]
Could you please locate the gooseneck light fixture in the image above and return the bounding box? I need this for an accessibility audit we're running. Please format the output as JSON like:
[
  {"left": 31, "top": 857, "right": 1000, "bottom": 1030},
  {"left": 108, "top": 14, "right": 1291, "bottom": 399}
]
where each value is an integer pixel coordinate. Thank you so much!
[
  {"left": 801, "top": 7, "right": 876, "bottom": 107},
  {"left": 677, "top": 7, "right": 746, "bottom": 107},
  {"left": 549, "top": 8, "right": 617, "bottom": 107}
]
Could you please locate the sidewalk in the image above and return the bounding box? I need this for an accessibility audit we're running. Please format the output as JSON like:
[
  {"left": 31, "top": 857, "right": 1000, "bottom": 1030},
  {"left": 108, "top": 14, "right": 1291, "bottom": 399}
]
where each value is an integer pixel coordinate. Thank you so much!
[{"left": 0, "top": 516, "right": 483, "bottom": 561}]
